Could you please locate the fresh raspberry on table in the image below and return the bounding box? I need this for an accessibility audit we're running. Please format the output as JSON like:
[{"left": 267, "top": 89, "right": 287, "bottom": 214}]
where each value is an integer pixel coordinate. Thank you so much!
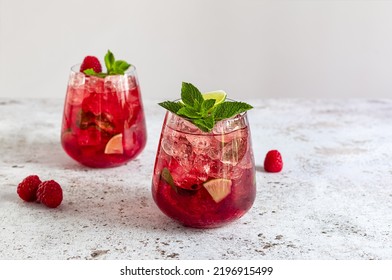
[
  {"left": 80, "top": 56, "right": 102, "bottom": 73},
  {"left": 17, "top": 175, "right": 42, "bottom": 202},
  {"left": 36, "top": 180, "right": 63, "bottom": 208},
  {"left": 264, "top": 150, "right": 283, "bottom": 172}
]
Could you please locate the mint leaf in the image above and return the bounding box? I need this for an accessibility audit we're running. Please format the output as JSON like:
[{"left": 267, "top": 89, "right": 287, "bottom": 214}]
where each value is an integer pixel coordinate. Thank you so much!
[
  {"left": 102, "top": 50, "right": 131, "bottom": 75},
  {"left": 111, "top": 60, "right": 131, "bottom": 75},
  {"left": 161, "top": 168, "right": 176, "bottom": 189},
  {"left": 104, "top": 50, "right": 115, "bottom": 72},
  {"left": 83, "top": 68, "right": 107, "bottom": 78},
  {"left": 214, "top": 102, "right": 253, "bottom": 121},
  {"left": 158, "top": 101, "right": 184, "bottom": 114},
  {"left": 177, "top": 106, "right": 201, "bottom": 119},
  {"left": 83, "top": 69, "right": 97, "bottom": 76},
  {"left": 181, "top": 82, "right": 204, "bottom": 109},
  {"left": 201, "top": 99, "right": 216, "bottom": 116},
  {"left": 193, "top": 116, "right": 215, "bottom": 132}
]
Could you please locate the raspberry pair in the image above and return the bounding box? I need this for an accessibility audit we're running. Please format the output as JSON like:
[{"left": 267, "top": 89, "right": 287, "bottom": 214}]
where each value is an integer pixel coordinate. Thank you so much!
[{"left": 17, "top": 175, "right": 63, "bottom": 208}]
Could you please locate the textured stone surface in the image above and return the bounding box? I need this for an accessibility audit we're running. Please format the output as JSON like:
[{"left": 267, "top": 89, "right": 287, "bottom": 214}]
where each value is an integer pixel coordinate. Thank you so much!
[{"left": 1, "top": 98, "right": 392, "bottom": 260}]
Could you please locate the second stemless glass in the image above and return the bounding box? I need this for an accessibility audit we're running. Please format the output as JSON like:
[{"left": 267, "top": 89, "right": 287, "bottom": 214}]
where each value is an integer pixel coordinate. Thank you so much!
[
  {"left": 61, "top": 64, "right": 147, "bottom": 168},
  {"left": 152, "top": 109, "right": 256, "bottom": 228}
]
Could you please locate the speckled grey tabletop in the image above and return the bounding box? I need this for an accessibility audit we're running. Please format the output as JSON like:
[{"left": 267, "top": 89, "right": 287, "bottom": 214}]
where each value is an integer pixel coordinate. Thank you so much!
[{"left": 1, "top": 98, "right": 391, "bottom": 260}]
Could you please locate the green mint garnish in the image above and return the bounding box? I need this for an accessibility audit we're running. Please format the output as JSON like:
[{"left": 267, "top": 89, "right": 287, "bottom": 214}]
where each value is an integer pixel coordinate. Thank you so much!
[
  {"left": 104, "top": 50, "right": 131, "bottom": 75},
  {"left": 213, "top": 101, "right": 254, "bottom": 121},
  {"left": 83, "top": 69, "right": 106, "bottom": 78},
  {"left": 83, "top": 50, "right": 131, "bottom": 77},
  {"left": 158, "top": 82, "right": 253, "bottom": 132}
]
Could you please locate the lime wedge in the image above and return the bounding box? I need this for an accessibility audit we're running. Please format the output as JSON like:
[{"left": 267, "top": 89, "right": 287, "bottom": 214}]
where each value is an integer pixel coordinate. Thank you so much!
[
  {"left": 202, "top": 90, "right": 227, "bottom": 106},
  {"left": 203, "top": 178, "right": 232, "bottom": 203},
  {"left": 104, "top": 133, "right": 123, "bottom": 154}
]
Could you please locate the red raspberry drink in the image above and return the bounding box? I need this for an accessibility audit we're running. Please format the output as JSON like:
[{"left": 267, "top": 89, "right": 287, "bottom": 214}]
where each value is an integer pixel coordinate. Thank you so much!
[
  {"left": 152, "top": 111, "right": 256, "bottom": 228},
  {"left": 61, "top": 53, "right": 146, "bottom": 168}
]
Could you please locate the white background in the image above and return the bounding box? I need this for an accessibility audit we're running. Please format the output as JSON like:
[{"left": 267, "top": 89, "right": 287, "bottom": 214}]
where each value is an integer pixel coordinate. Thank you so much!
[{"left": 1, "top": 0, "right": 392, "bottom": 100}]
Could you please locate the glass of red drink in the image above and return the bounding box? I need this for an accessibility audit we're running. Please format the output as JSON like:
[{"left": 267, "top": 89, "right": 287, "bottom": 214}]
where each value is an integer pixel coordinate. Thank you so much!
[
  {"left": 152, "top": 106, "right": 256, "bottom": 228},
  {"left": 61, "top": 59, "right": 147, "bottom": 168}
]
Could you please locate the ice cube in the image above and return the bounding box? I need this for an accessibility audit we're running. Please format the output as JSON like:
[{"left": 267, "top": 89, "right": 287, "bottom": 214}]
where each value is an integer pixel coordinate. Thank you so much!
[
  {"left": 66, "top": 87, "right": 85, "bottom": 106},
  {"left": 192, "top": 154, "right": 212, "bottom": 180},
  {"left": 185, "top": 134, "right": 211, "bottom": 155},
  {"left": 161, "top": 137, "right": 175, "bottom": 156},
  {"left": 69, "top": 72, "right": 85, "bottom": 88},
  {"left": 104, "top": 75, "right": 128, "bottom": 92},
  {"left": 221, "top": 133, "right": 248, "bottom": 165},
  {"left": 85, "top": 76, "right": 105, "bottom": 94},
  {"left": 161, "top": 129, "right": 194, "bottom": 168},
  {"left": 206, "top": 139, "right": 223, "bottom": 160},
  {"left": 175, "top": 138, "right": 194, "bottom": 168},
  {"left": 127, "top": 75, "right": 137, "bottom": 89},
  {"left": 213, "top": 114, "right": 247, "bottom": 135},
  {"left": 166, "top": 113, "right": 199, "bottom": 134}
]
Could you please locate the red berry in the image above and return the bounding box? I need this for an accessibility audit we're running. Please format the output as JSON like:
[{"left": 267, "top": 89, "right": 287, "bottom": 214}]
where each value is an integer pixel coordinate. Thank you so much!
[
  {"left": 17, "top": 175, "right": 42, "bottom": 202},
  {"left": 264, "top": 150, "right": 283, "bottom": 172},
  {"left": 80, "top": 56, "right": 102, "bottom": 73},
  {"left": 36, "top": 180, "right": 63, "bottom": 208}
]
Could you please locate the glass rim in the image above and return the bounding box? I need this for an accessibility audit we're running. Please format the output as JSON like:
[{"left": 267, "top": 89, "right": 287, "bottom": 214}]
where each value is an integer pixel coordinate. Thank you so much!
[
  {"left": 164, "top": 109, "right": 249, "bottom": 136},
  {"left": 70, "top": 63, "right": 137, "bottom": 75}
]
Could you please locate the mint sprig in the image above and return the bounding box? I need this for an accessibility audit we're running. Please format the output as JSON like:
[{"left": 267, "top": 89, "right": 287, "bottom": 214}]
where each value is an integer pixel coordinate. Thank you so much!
[
  {"left": 104, "top": 50, "right": 131, "bottom": 75},
  {"left": 158, "top": 82, "right": 253, "bottom": 132},
  {"left": 83, "top": 50, "right": 131, "bottom": 77}
]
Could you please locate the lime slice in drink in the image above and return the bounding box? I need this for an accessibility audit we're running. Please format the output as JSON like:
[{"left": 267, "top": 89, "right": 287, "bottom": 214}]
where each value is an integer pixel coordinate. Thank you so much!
[
  {"left": 203, "top": 178, "right": 232, "bottom": 203},
  {"left": 202, "top": 90, "right": 227, "bottom": 106},
  {"left": 104, "top": 133, "right": 123, "bottom": 154}
]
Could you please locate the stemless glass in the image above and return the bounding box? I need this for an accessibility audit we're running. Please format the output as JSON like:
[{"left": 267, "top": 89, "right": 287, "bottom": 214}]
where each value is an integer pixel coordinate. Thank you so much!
[
  {"left": 151, "top": 109, "right": 256, "bottom": 228},
  {"left": 61, "top": 64, "right": 147, "bottom": 168}
]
